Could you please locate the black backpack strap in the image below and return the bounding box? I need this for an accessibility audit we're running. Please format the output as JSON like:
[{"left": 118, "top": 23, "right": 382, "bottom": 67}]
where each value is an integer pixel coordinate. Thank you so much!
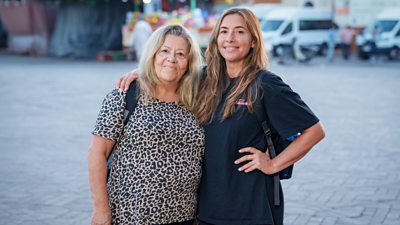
[
  {"left": 123, "top": 81, "right": 139, "bottom": 125},
  {"left": 253, "top": 73, "right": 281, "bottom": 206},
  {"left": 107, "top": 81, "right": 139, "bottom": 180}
]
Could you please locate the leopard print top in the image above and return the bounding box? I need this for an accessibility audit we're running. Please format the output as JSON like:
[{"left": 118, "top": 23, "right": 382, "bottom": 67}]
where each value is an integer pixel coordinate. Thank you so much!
[{"left": 93, "top": 89, "right": 204, "bottom": 225}]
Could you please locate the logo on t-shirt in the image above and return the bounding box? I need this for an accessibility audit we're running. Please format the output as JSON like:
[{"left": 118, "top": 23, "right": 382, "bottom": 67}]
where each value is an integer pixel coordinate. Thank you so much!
[{"left": 236, "top": 99, "right": 248, "bottom": 106}]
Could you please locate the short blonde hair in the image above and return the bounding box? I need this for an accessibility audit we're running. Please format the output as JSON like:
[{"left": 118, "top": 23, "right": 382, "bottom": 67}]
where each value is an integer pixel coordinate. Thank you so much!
[{"left": 138, "top": 24, "right": 203, "bottom": 112}]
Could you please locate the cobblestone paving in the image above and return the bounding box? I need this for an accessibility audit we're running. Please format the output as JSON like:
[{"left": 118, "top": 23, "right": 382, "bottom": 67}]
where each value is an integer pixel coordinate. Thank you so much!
[{"left": 0, "top": 55, "right": 399, "bottom": 225}]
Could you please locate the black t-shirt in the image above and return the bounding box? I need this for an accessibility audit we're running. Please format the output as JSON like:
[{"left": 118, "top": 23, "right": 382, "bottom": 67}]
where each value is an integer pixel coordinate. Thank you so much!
[{"left": 197, "top": 71, "right": 319, "bottom": 225}]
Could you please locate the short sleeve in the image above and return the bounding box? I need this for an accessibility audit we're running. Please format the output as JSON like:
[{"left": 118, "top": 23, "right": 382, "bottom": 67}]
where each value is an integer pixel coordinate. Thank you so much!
[
  {"left": 260, "top": 72, "right": 319, "bottom": 139},
  {"left": 92, "top": 89, "right": 126, "bottom": 141}
]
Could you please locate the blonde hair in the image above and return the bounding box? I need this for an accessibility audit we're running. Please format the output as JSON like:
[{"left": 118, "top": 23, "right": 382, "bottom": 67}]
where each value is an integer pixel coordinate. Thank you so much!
[
  {"left": 138, "top": 24, "right": 203, "bottom": 112},
  {"left": 195, "top": 8, "right": 268, "bottom": 124}
]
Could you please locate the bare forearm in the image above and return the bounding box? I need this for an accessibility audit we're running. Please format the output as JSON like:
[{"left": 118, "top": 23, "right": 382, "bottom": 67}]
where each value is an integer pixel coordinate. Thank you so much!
[
  {"left": 271, "top": 121, "right": 325, "bottom": 173},
  {"left": 88, "top": 136, "right": 115, "bottom": 210},
  {"left": 88, "top": 148, "right": 110, "bottom": 209}
]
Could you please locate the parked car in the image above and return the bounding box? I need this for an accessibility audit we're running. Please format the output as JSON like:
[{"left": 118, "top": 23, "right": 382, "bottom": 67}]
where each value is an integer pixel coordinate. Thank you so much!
[
  {"left": 356, "top": 8, "right": 400, "bottom": 60},
  {"left": 261, "top": 7, "right": 338, "bottom": 57}
]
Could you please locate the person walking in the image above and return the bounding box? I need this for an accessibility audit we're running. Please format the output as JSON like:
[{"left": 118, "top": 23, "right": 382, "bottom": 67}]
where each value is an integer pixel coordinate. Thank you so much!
[
  {"left": 369, "top": 25, "right": 381, "bottom": 62},
  {"left": 340, "top": 25, "right": 355, "bottom": 60},
  {"left": 88, "top": 24, "right": 204, "bottom": 225},
  {"left": 326, "top": 25, "right": 337, "bottom": 62},
  {"left": 131, "top": 14, "right": 153, "bottom": 61}
]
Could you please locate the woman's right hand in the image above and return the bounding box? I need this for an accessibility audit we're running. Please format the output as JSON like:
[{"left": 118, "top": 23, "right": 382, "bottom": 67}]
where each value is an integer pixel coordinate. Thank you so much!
[
  {"left": 116, "top": 69, "right": 139, "bottom": 92},
  {"left": 91, "top": 207, "right": 112, "bottom": 225}
]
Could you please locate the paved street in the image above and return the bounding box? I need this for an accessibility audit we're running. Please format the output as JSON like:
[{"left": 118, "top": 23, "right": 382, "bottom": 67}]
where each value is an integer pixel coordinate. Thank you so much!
[{"left": 0, "top": 55, "right": 399, "bottom": 225}]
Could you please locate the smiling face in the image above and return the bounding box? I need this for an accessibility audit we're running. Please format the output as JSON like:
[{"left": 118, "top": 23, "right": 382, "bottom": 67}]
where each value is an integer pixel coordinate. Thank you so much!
[
  {"left": 154, "top": 34, "right": 189, "bottom": 86},
  {"left": 217, "top": 13, "right": 255, "bottom": 67}
]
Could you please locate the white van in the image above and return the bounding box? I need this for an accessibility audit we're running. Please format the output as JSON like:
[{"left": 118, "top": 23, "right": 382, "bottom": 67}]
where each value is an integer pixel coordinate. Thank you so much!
[
  {"left": 356, "top": 8, "right": 400, "bottom": 60},
  {"left": 240, "top": 3, "right": 279, "bottom": 21},
  {"left": 261, "top": 7, "right": 337, "bottom": 56}
]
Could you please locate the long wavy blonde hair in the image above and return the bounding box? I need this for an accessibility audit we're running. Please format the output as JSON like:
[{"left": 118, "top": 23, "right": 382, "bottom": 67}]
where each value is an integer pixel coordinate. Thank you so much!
[
  {"left": 138, "top": 24, "right": 203, "bottom": 112},
  {"left": 195, "top": 8, "right": 268, "bottom": 124}
]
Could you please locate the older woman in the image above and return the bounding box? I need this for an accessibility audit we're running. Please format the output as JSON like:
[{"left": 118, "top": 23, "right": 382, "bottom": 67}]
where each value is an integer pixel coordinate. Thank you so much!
[{"left": 88, "top": 25, "right": 204, "bottom": 225}]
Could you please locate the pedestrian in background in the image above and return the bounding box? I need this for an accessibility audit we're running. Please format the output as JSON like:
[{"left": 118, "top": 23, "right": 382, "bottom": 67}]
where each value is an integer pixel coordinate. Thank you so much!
[
  {"left": 88, "top": 24, "right": 204, "bottom": 225},
  {"left": 326, "top": 24, "right": 337, "bottom": 62},
  {"left": 117, "top": 8, "right": 325, "bottom": 225},
  {"left": 340, "top": 25, "right": 355, "bottom": 60},
  {"left": 292, "top": 37, "right": 307, "bottom": 62},
  {"left": 131, "top": 14, "right": 153, "bottom": 61},
  {"left": 369, "top": 25, "right": 381, "bottom": 62}
]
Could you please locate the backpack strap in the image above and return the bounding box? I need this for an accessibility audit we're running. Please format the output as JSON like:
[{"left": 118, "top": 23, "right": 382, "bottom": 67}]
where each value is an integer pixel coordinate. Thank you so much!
[
  {"left": 253, "top": 72, "right": 281, "bottom": 206},
  {"left": 123, "top": 81, "right": 139, "bottom": 125},
  {"left": 107, "top": 81, "right": 139, "bottom": 180}
]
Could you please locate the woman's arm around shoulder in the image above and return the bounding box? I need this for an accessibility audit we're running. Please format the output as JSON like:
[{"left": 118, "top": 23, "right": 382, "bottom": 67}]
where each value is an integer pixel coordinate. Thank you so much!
[{"left": 116, "top": 69, "right": 139, "bottom": 92}]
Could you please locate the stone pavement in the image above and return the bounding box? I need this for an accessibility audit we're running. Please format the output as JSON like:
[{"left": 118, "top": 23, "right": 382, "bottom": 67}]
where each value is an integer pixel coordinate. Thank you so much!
[{"left": 0, "top": 55, "right": 399, "bottom": 225}]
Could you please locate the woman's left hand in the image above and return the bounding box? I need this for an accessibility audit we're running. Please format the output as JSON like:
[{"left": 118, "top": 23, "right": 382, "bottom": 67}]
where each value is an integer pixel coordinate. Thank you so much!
[{"left": 234, "top": 147, "right": 276, "bottom": 175}]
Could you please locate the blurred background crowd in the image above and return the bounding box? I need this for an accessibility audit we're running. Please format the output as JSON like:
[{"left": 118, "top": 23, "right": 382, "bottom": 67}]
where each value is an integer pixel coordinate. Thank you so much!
[{"left": 0, "top": 0, "right": 399, "bottom": 62}]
